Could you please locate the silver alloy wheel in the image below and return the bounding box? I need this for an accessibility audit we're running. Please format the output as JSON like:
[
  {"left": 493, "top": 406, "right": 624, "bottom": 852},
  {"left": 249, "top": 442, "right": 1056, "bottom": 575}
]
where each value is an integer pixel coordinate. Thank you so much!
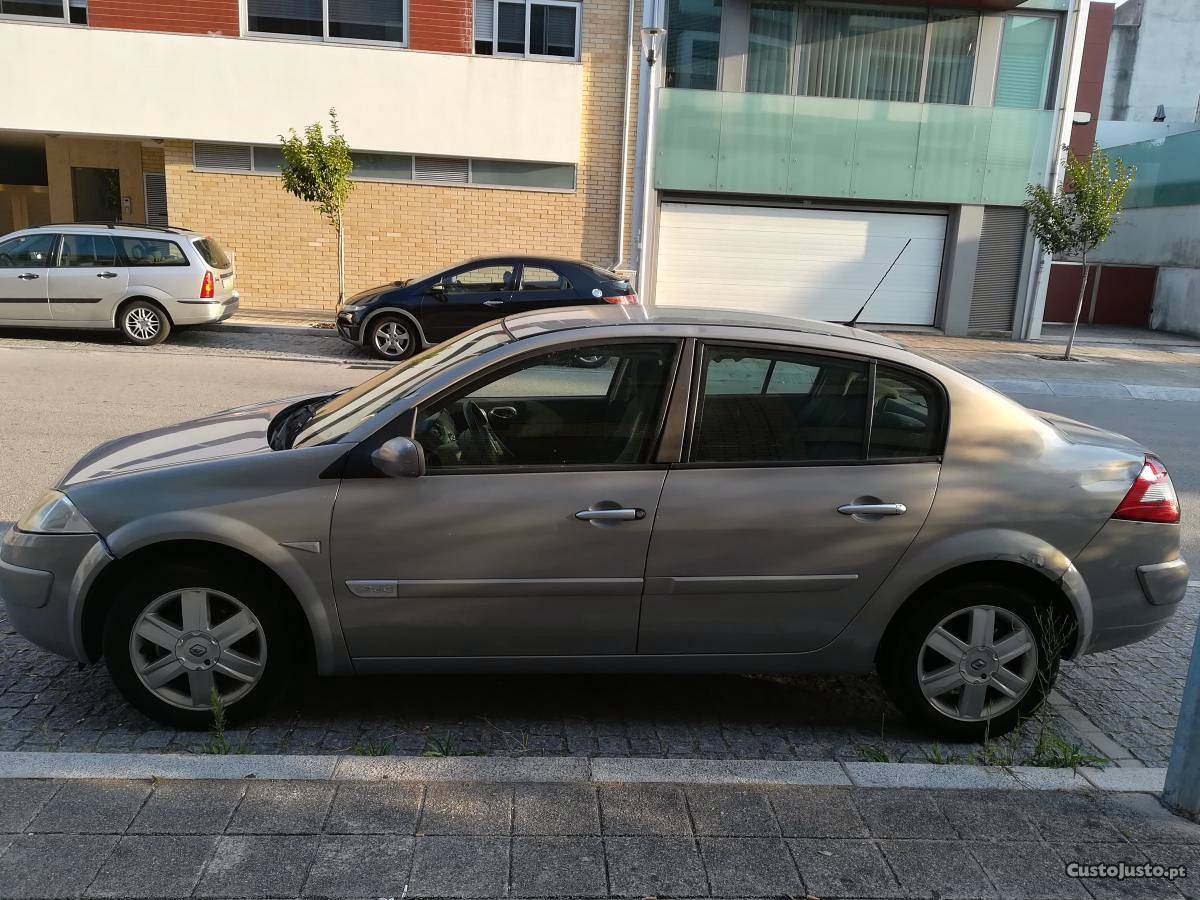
[
  {"left": 129, "top": 587, "right": 267, "bottom": 711},
  {"left": 373, "top": 320, "right": 411, "bottom": 358},
  {"left": 125, "top": 306, "right": 161, "bottom": 341},
  {"left": 917, "top": 605, "right": 1038, "bottom": 722}
]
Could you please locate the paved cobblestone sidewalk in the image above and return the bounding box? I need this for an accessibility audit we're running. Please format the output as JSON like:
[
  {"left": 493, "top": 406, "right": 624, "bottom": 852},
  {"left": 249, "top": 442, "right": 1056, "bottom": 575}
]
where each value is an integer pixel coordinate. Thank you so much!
[{"left": 0, "top": 777, "right": 1197, "bottom": 899}]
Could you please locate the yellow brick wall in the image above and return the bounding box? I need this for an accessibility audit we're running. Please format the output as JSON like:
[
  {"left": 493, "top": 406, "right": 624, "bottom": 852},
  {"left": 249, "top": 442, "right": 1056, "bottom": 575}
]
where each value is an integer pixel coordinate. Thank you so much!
[{"left": 163, "top": 1, "right": 643, "bottom": 313}]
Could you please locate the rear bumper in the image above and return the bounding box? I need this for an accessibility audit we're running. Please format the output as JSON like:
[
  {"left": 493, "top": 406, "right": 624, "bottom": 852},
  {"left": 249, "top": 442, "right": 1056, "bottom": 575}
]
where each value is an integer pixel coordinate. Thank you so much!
[
  {"left": 1138, "top": 558, "right": 1190, "bottom": 606},
  {"left": 167, "top": 294, "right": 239, "bottom": 325}
]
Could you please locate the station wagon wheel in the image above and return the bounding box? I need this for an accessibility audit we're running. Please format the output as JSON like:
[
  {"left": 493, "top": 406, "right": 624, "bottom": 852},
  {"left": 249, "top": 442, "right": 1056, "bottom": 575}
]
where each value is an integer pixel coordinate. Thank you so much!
[
  {"left": 118, "top": 300, "right": 171, "bottom": 346},
  {"left": 367, "top": 314, "right": 416, "bottom": 361},
  {"left": 102, "top": 558, "right": 299, "bottom": 728},
  {"left": 879, "top": 580, "right": 1060, "bottom": 741},
  {"left": 128, "top": 588, "right": 267, "bottom": 711}
]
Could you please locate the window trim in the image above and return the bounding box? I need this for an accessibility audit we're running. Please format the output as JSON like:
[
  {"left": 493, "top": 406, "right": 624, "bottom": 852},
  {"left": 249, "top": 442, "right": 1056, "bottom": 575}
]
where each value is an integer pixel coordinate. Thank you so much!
[
  {"left": 0, "top": 0, "right": 85, "bottom": 26},
  {"left": 241, "top": 0, "right": 409, "bottom": 49},
  {"left": 401, "top": 337, "right": 685, "bottom": 475},
  {"left": 679, "top": 339, "right": 948, "bottom": 470},
  {"left": 481, "top": 0, "right": 582, "bottom": 63}
]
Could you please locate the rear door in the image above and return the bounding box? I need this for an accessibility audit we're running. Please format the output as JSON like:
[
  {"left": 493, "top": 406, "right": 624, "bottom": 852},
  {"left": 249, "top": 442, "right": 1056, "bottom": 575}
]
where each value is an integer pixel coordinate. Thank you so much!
[
  {"left": 505, "top": 262, "right": 583, "bottom": 317},
  {"left": 0, "top": 233, "right": 54, "bottom": 321},
  {"left": 48, "top": 233, "right": 129, "bottom": 323},
  {"left": 640, "top": 342, "right": 944, "bottom": 654},
  {"left": 419, "top": 261, "right": 516, "bottom": 342}
]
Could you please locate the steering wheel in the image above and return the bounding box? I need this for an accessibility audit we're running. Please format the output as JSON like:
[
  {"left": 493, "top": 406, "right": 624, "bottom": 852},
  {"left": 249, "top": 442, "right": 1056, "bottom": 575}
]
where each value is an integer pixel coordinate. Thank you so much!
[
  {"left": 463, "top": 400, "right": 514, "bottom": 463},
  {"left": 0, "top": 253, "right": 14, "bottom": 266}
]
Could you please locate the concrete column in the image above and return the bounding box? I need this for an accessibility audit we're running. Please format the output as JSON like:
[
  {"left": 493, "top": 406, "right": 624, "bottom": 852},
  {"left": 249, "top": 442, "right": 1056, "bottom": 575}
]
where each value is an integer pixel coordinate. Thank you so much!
[{"left": 937, "top": 205, "right": 985, "bottom": 337}]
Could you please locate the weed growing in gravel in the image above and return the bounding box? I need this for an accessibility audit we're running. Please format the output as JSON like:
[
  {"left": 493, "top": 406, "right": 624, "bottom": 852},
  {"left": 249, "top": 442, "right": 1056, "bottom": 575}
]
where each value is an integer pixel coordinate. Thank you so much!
[
  {"left": 353, "top": 738, "right": 394, "bottom": 756},
  {"left": 200, "top": 689, "right": 249, "bottom": 755},
  {"left": 923, "top": 742, "right": 960, "bottom": 765}
]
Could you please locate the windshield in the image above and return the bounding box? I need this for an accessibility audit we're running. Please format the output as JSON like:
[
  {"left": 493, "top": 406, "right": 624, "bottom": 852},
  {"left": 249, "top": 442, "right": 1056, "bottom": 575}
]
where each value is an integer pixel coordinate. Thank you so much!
[{"left": 294, "top": 323, "right": 513, "bottom": 447}]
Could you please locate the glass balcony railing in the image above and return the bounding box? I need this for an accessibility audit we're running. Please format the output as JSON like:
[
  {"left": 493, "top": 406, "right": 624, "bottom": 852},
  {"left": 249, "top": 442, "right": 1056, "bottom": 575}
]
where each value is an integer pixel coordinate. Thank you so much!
[
  {"left": 1107, "top": 130, "right": 1200, "bottom": 209},
  {"left": 654, "top": 88, "right": 1056, "bottom": 207}
]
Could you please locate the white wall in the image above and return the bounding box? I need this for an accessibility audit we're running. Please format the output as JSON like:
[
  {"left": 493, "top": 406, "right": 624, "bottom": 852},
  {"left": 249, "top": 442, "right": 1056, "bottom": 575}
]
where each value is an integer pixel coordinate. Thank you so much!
[
  {"left": 1088, "top": 204, "right": 1200, "bottom": 268},
  {"left": 0, "top": 22, "right": 583, "bottom": 164},
  {"left": 1151, "top": 268, "right": 1200, "bottom": 338},
  {"left": 1100, "top": 0, "right": 1200, "bottom": 124}
]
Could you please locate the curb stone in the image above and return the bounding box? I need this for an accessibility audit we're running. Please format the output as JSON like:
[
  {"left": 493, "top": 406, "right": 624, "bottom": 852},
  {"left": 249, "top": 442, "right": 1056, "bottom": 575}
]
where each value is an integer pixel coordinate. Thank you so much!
[{"left": 0, "top": 751, "right": 1167, "bottom": 792}]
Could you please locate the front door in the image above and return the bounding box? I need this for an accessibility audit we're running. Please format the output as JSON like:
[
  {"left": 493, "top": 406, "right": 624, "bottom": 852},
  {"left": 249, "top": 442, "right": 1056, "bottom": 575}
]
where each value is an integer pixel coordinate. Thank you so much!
[
  {"left": 330, "top": 340, "right": 680, "bottom": 659},
  {"left": 640, "top": 343, "right": 944, "bottom": 654},
  {"left": 0, "top": 232, "right": 54, "bottom": 321},
  {"left": 48, "top": 233, "right": 129, "bottom": 323},
  {"left": 419, "top": 261, "right": 516, "bottom": 342}
]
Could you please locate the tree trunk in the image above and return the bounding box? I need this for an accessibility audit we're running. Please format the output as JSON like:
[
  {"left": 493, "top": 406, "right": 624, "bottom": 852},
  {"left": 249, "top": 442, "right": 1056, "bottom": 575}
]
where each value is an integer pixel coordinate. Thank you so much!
[
  {"left": 336, "top": 214, "right": 346, "bottom": 310},
  {"left": 1063, "top": 255, "right": 1089, "bottom": 361}
]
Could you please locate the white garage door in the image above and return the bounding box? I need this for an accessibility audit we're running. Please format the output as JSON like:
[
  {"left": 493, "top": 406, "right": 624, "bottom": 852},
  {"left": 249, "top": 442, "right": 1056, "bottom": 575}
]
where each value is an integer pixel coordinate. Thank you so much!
[{"left": 655, "top": 203, "right": 947, "bottom": 326}]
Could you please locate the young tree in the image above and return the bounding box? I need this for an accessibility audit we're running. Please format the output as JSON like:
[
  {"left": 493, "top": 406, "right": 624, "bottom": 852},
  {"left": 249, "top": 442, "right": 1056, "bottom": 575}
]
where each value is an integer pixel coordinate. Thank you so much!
[
  {"left": 1025, "top": 144, "right": 1134, "bottom": 360},
  {"left": 279, "top": 109, "right": 355, "bottom": 309}
]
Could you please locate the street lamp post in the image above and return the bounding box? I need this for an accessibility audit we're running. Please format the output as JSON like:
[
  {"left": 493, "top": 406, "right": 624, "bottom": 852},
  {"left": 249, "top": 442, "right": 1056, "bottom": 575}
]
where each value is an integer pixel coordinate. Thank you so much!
[{"left": 635, "top": 25, "right": 667, "bottom": 301}]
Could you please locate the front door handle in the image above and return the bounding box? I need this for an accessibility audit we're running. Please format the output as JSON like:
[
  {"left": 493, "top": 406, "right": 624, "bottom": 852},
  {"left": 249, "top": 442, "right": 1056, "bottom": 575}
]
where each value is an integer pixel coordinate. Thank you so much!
[
  {"left": 17, "top": 272, "right": 38, "bottom": 280},
  {"left": 575, "top": 507, "right": 645, "bottom": 522},
  {"left": 96, "top": 271, "right": 118, "bottom": 278},
  {"left": 838, "top": 502, "right": 907, "bottom": 517},
  {"left": 483, "top": 299, "right": 505, "bottom": 307}
]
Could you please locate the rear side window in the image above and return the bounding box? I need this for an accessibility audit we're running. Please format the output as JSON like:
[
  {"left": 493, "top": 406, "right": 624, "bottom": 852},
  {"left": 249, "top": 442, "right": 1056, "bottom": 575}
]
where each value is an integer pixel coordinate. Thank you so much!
[
  {"left": 59, "top": 234, "right": 120, "bottom": 268},
  {"left": 519, "top": 265, "right": 570, "bottom": 291},
  {"left": 869, "top": 365, "right": 945, "bottom": 459},
  {"left": 691, "top": 345, "right": 869, "bottom": 463},
  {"left": 116, "top": 237, "right": 188, "bottom": 267},
  {"left": 193, "top": 237, "right": 232, "bottom": 269}
]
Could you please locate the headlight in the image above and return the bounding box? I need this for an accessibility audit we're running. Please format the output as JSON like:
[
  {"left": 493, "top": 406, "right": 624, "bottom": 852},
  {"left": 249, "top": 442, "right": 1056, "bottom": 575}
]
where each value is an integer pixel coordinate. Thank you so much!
[
  {"left": 17, "top": 491, "right": 96, "bottom": 534},
  {"left": 340, "top": 304, "right": 365, "bottom": 314}
]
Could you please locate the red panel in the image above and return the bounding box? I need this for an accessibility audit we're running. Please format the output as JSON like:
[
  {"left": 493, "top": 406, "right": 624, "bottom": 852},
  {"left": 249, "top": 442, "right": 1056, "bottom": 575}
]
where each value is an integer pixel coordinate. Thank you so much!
[
  {"left": 409, "top": 0, "right": 471, "bottom": 53},
  {"left": 88, "top": 0, "right": 239, "bottom": 35},
  {"left": 1069, "top": 3, "right": 1114, "bottom": 158},
  {"left": 1045, "top": 264, "right": 1097, "bottom": 324},
  {"left": 1092, "top": 266, "right": 1157, "bottom": 326}
]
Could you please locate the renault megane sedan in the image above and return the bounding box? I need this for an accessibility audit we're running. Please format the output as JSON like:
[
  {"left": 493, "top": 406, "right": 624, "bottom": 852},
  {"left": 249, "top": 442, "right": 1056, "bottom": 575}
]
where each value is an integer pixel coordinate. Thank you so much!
[{"left": 0, "top": 306, "right": 1187, "bottom": 738}]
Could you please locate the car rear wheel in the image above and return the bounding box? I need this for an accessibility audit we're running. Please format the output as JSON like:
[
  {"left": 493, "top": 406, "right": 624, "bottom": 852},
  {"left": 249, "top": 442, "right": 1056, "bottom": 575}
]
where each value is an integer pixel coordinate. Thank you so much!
[
  {"left": 880, "top": 581, "right": 1060, "bottom": 741},
  {"left": 367, "top": 315, "right": 417, "bottom": 361},
  {"left": 118, "top": 300, "right": 171, "bottom": 346},
  {"left": 102, "top": 560, "right": 299, "bottom": 729}
]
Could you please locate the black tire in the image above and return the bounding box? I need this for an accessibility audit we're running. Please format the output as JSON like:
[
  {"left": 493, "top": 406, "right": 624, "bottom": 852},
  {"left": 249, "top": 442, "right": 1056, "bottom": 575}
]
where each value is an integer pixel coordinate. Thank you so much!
[
  {"left": 102, "top": 559, "right": 300, "bottom": 729},
  {"left": 879, "top": 581, "right": 1062, "bottom": 741},
  {"left": 366, "top": 314, "right": 417, "bottom": 361},
  {"left": 118, "top": 300, "right": 171, "bottom": 346}
]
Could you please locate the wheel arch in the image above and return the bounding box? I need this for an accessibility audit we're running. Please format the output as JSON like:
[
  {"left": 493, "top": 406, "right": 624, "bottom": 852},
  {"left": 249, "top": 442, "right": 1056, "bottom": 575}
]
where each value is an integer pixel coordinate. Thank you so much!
[
  {"left": 360, "top": 306, "right": 429, "bottom": 347},
  {"left": 114, "top": 294, "right": 175, "bottom": 328}
]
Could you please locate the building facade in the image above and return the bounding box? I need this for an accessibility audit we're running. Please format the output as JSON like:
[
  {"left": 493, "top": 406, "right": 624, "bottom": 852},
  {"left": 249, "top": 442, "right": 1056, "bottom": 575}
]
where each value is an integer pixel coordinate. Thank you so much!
[
  {"left": 633, "top": 0, "right": 1088, "bottom": 337},
  {"left": 0, "top": 0, "right": 643, "bottom": 311}
]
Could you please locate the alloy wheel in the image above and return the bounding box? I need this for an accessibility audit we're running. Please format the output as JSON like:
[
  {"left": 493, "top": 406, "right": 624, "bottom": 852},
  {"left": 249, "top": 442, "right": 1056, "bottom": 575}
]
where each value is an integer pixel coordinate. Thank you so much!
[
  {"left": 373, "top": 321, "right": 411, "bottom": 358},
  {"left": 125, "top": 307, "right": 161, "bottom": 341},
  {"left": 128, "top": 587, "right": 267, "bottom": 710},
  {"left": 917, "top": 604, "right": 1038, "bottom": 722}
]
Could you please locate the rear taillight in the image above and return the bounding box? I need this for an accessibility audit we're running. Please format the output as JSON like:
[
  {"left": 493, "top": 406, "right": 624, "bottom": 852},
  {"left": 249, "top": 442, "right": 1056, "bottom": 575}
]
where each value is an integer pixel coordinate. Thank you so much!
[
  {"left": 604, "top": 293, "right": 638, "bottom": 305},
  {"left": 200, "top": 271, "right": 215, "bottom": 300},
  {"left": 1113, "top": 455, "right": 1180, "bottom": 524}
]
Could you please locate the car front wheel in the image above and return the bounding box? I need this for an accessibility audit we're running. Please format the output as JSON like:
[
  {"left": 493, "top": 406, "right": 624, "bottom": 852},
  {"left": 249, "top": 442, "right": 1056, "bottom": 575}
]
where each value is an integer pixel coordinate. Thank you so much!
[
  {"left": 880, "top": 581, "right": 1061, "bottom": 741},
  {"left": 367, "top": 314, "right": 417, "bottom": 361},
  {"left": 102, "top": 560, "right": 298, "bottom": 729},
  {"left": 118, "top": 300, "right": 171, "bottom": 346}
]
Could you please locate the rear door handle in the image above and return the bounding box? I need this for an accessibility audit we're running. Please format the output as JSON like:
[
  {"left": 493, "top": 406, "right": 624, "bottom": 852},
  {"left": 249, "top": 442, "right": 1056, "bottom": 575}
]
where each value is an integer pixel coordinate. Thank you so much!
[
  {"left": 575, "top": 508, "right": 645, "bottom": 522},
  {"left": 17, "top": 273, "right": 38, "bottom": 281},
  {"left": 483, "top": 299, "right": 505, "bottom": 307},
  {"left": 838, "top": 503, "right": 907, "bottom": 517},
  {"left": 96, "top": 271, "right": 118, "bottom": 278}
]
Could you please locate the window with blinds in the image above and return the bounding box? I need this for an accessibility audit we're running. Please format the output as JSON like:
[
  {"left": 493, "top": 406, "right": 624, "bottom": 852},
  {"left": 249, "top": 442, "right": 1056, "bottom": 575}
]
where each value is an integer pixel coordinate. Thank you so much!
[
  {"left": 995, "top": 14, "right": 1057, "bottom": 109},
  {"left": 741, "top": 2, "right": 980, "bottom": 105},
  {"left": 414, "top": 156, "right": 471, "bottom": 183},
  {"left": 143, "top": 173, "right": 169, "bottom": 227},
  {"left": 247, "top": 0, "right": 405, "bottom": 44},
  {"left": 474, "top": 0, "right": 495, "bottom": 53},
  {"left": 194, "top": 144, "right": 253, "bottom": 172},
  {"left": 475, "top": 0, "right": 580, "bottom": 59}
]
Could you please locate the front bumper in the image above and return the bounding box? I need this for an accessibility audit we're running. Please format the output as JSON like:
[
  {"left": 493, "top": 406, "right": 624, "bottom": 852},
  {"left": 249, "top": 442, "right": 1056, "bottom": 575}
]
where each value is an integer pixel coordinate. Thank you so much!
[
  {"left": 0, "top": 528, "right": 110, "bottom": 662},
  {"left": 336, "top": 312, "right": 363, "bottom": 345},
  {"left": 167, "top": 294, "right": 240, "bottom": 326}
]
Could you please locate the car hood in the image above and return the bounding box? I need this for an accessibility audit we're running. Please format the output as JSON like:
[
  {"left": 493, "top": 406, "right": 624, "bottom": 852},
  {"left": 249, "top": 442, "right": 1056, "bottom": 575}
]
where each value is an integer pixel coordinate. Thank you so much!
[
  {"left": 59, "top": 396, "right": 309, "bottom": 487},
  {"left": 348, "top": 280, "right": 412, "bottom": 302},
  {"left": 1035, "top": 410, "right": 1146, "bottom": 454}
]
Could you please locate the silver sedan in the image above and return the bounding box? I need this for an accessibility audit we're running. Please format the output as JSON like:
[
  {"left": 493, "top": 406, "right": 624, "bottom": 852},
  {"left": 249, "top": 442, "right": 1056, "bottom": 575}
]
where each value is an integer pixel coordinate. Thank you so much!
[{"left": 0, "top": 307, "right": 1188, "bottom": 739}]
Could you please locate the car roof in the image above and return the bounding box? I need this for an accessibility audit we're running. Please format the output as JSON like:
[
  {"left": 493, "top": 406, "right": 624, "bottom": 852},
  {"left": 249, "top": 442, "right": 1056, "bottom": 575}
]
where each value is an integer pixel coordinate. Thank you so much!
[
  {"left": 455, "top": 255, "right": 611, "bottom": 272},
  {"left": 501, "top": 304, "right": 902, "bottom": 348},
  {"left": 19, "top": 223, "right": 205, "bottom": 238}
]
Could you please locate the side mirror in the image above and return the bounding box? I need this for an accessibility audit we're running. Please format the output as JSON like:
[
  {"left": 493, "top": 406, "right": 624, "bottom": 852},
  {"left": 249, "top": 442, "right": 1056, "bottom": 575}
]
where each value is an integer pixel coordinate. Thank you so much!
[
  {"left": 430, "top": 282, "right": 447, "bottom": 301},
  {"left": 371, "top": 436, "right": 426, "bottom": 478}
]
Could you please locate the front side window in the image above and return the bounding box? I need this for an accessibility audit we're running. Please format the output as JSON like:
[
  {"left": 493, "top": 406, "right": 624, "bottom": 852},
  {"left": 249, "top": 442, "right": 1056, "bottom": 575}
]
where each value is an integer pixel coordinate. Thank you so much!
[
  {"left": 58, "top": 234, "right": 120, "bottom": 268},
  {"left": 691, "top": 345, "right": 868, "bottom": 464},
  {"left": 248, "top": 0, "right": 405, "bottom": 44},
  {"left": 476, "top": 0, "right": 581, "bottom": 60},
  {"left": 442, "top": 264, "right": 515, "bottom": 293},
  {"left": 116, "top": 237, "right": 188, "bottom": 267},
  {"left": 415, "top": 343, "right": 677, "bottom": 468},
  {"left": 0, "top": 233, "right": 56, "bottom": 268},
  {"left": 1, "top": 0, "right": 85, "bottom": 23},
  {"left": 870, "top": 364, "right": 945, "bottom": 458}
]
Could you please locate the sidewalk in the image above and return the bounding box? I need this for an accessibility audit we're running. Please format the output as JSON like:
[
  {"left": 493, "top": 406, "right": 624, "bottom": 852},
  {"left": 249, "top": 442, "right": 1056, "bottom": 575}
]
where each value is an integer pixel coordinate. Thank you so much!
[{"left": 0, "top": 756, "right": 1196, "bottom": 899}]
